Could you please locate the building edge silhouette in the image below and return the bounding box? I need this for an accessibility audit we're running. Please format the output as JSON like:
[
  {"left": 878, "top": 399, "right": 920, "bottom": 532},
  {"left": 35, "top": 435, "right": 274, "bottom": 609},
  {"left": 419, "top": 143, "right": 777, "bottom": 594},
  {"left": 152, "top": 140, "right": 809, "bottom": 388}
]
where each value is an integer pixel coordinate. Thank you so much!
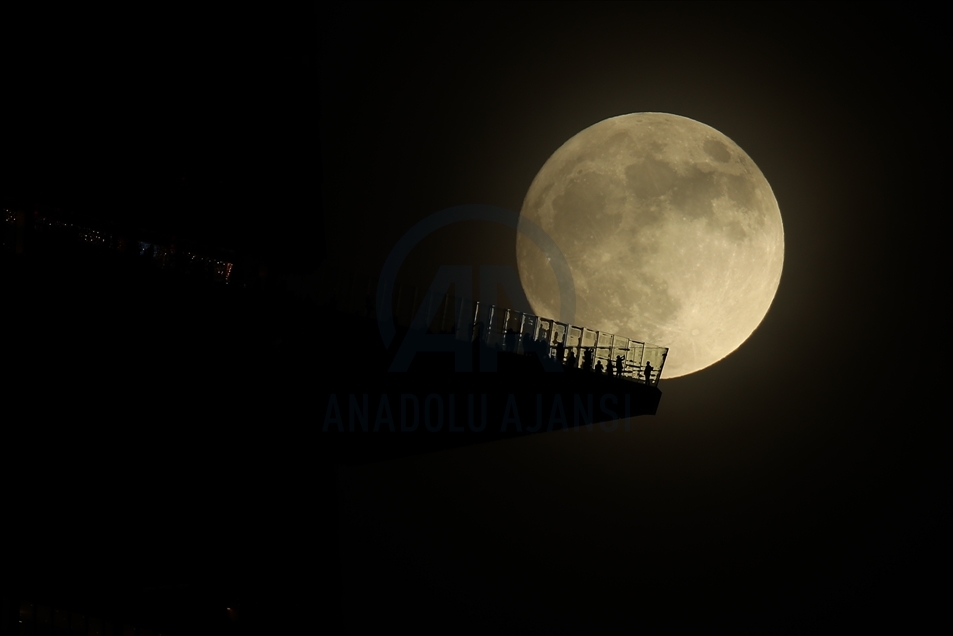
[{"left": 2, "top": 199, "right": 666, "bottom": 634}]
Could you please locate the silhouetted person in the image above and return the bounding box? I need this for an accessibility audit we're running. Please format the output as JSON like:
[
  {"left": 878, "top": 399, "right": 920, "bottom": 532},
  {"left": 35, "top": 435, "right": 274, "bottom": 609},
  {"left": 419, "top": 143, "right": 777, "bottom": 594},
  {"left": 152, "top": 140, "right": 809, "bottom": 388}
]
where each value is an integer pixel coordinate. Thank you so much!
[
  {"left": 520, "top": 331, "right": 532, "bottom": 354},
  {"left": 582, "top": 347, "right": 594, "bottom": 372},
  {"left": 615, "top": 355, "right": 625, "bottom": 377},
  {"left": 643, "top": 360, "right": 654, "bottom": 385},
  {"left": 555, "top": 339, "right": 565, "bottom": 365},
  {"left": 536, "top": 334, "right": 555, "bottom": 364},
  {"left": 595, "top": 359, "right": 604, "bottom": 373},
  {"left": 565, "top": 349, "right": 576, "bottom": 370}
]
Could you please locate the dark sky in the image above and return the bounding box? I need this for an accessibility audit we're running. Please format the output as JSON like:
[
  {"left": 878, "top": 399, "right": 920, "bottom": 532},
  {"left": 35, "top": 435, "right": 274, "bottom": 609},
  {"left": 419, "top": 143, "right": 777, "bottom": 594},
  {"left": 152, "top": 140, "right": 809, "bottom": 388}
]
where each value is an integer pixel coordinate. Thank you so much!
[
  {"left": 319, "top": 2, "right": 948, "bottom": 632},
  {"left": 1, "top": 6, "right": 319, "bottom": 260},
  {"left": 3, "top": 2, "right": 947, "bottom": 631}
]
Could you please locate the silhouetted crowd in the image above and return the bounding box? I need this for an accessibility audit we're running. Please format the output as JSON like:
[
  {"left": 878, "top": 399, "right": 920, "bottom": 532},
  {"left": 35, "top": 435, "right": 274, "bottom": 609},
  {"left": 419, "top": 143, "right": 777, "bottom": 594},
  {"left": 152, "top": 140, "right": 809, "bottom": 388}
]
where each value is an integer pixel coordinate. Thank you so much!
[{"left": 502, "top": 327, "right": 656, "bottom": 384}]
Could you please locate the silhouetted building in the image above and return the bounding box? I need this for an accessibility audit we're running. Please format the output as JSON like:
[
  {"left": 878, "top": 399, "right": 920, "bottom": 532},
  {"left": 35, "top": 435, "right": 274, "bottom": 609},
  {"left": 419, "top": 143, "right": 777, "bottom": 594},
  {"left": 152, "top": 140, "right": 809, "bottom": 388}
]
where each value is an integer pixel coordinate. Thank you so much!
[{"left": 1, "top": 209, "right": 670, "bottom": 636}]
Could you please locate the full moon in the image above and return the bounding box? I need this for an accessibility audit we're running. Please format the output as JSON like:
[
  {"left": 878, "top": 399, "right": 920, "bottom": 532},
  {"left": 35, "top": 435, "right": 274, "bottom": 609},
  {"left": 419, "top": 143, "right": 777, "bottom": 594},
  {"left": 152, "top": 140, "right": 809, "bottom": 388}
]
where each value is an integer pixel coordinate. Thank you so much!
[{"left": 516, "top": 113, "right": 784, "bottom": 378}]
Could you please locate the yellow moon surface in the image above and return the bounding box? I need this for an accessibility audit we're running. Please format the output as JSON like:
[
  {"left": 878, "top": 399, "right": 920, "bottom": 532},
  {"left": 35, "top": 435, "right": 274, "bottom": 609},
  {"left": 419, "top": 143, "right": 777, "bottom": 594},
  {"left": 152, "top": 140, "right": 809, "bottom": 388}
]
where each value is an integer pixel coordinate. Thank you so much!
[{"left": 516, "top": 113, "right": 784, "bottom": 378}]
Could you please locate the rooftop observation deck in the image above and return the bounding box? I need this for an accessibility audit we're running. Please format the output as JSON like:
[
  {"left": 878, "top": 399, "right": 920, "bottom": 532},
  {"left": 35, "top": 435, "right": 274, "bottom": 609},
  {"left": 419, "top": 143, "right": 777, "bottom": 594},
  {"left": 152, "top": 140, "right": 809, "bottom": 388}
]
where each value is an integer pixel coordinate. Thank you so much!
[
  {"left": 303, "top": 267, "right": 669, "bottom": 386},
  {"left": 4, "top": 207, "right": 668, "bottom": 385},
  {"left": 2, "top": 206, "right": 671, "bottom": 464},
  {"left": 296, "top": 269, "right": 671, "bottom": 463}
]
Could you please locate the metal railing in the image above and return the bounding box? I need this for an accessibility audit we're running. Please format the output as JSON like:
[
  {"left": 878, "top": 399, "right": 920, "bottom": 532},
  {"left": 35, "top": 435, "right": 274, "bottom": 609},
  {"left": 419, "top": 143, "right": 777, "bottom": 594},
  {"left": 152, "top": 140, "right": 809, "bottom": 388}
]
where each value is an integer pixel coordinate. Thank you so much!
[{"left": 305, "top": 269, "right": 668, "bottom": 385}]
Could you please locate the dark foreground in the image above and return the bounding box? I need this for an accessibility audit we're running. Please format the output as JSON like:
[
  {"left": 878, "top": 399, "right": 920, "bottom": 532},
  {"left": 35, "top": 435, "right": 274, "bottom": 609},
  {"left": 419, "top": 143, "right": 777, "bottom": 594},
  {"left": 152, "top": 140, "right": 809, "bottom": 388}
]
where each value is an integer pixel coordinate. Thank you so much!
[{"left": 1, "top": 240, "right": 662, "bottom": 634}]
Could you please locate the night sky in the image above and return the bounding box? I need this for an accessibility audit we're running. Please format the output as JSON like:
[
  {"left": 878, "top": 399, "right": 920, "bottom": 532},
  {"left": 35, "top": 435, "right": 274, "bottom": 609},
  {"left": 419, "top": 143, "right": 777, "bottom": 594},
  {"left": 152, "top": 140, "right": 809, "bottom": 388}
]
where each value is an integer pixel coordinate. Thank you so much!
[
  {"left": 1, "top": 5, "right": 320, "bottom": 266},
  {"left": 3, "top": 2, "right": 948, "bottom": 633},
  {"left": 321, "top": 2, "right": 948, "bottom": 632}
]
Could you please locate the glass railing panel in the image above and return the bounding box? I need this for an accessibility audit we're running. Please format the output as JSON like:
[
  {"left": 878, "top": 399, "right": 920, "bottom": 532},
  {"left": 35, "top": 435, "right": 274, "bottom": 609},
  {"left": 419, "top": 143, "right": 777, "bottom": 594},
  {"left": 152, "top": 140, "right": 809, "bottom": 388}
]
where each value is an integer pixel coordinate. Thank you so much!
[
  {"left": 485, "top": 305, "right": 504, "bottom": 347},
  {"left": 536, "top": 318, "right": 550, "bottom": 343},
  {"left": 594, "top": 332, "right": 613, "bottom": 372},
  {"left": 501, "top": 310, "right": 521, "bottom": 351},
  {"left": 626, "top": 341, "right": 645, "bottom": 380},
  {"left": 328, "top": 270, "right": 670, "bottom": 381},
  {"left": 581, "top": 328, "right": 596, "bottom": 349},
  {"left": 551, "top": 322, "right": 568, "bottom": 363},
  {"left": 519, "top": 314, "right": 536, "bottom": 354}
]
